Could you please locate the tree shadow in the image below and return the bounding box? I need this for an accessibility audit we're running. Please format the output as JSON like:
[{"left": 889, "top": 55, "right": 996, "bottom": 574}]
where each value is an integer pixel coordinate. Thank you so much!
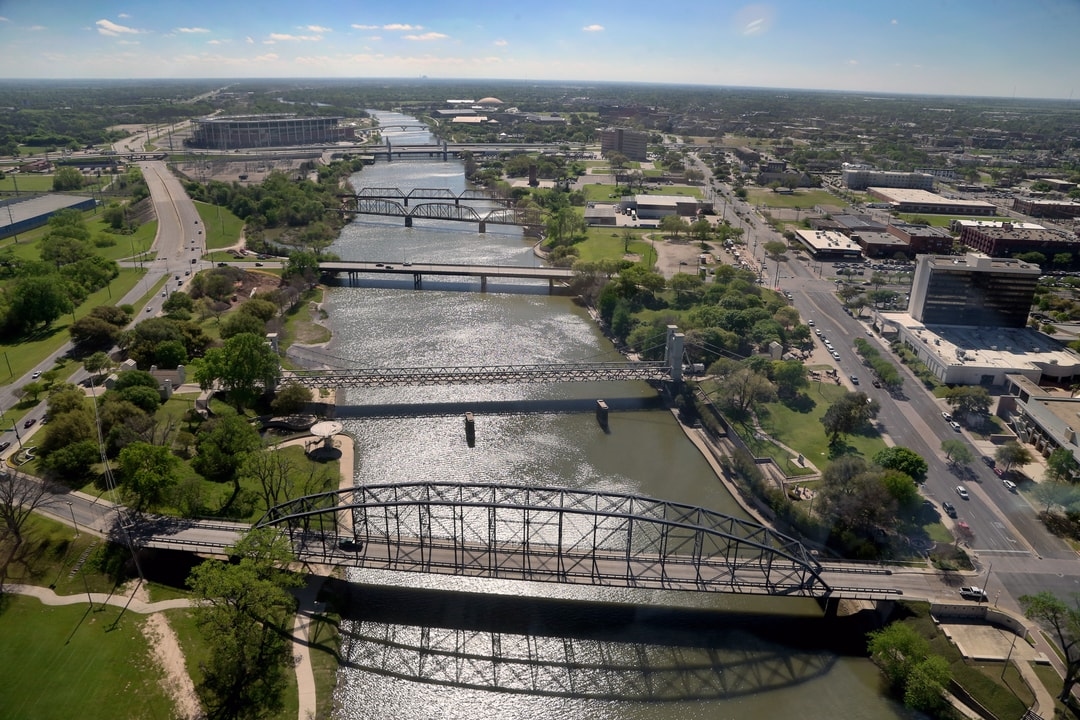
[
  {"left": 827, "top": 437, "right": 857, "bottom": 459},
  {"left": 780, "top": 392, "right": 815, "bottom": 414}
]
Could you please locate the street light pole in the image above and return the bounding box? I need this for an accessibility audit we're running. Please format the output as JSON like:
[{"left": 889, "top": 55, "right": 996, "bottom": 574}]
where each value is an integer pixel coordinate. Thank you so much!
[{"left": 67, "top": 501, "right": 79, "bottom": 538}]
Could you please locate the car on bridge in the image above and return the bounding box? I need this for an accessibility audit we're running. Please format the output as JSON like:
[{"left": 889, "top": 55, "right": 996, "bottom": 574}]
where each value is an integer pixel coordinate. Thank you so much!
[{"left": 959, "top": 586, "right": 988, "bottom": 602}]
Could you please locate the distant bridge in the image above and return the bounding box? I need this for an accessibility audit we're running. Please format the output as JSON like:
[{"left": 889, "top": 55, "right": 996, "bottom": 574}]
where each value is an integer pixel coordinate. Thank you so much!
[
  {"left": 318, "top": 260, "right": 576, "bottom": 292},
  {"left": 340, "top": 194, "right": 543, "bottom": 233},
  {"left": 350, "top": 187, "right": 513, "bottom": 207},
  {"left": 256, "top": 482, "right": 842, "bottom": 598}
]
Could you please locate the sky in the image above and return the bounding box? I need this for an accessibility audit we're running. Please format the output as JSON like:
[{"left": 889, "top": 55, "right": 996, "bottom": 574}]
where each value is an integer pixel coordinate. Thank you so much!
[{"left": 0, "top": 0, "right": 1078, "bottom": 99}]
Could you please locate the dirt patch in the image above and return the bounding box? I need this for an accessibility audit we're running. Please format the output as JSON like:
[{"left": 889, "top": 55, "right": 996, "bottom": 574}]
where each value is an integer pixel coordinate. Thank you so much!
[{"left": 133, "top": 582, "right": 202, "bottom": 719}]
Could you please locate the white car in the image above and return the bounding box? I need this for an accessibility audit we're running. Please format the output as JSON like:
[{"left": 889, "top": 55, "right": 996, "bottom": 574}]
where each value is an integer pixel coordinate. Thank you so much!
[
  {"left": 955, "top": 485, "right": 969, "bottom": 500},
  {"left": 831, "top": 351, "right": 841, "bottom": 360},
  {"left": 1003, "top": 479, "right": 1017, "bottom": 492},
  {"left": 950, "top": 421, "right": 962, "bottom": 432}
]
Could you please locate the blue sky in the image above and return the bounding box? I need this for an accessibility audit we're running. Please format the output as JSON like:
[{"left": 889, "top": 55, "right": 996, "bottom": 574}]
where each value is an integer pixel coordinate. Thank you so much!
[{"left": 0, "top": 0, "right": 1077, "bottom": 99}]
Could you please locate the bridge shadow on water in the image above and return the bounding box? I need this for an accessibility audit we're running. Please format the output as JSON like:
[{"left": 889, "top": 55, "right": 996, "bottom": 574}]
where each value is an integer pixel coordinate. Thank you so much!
[
  {"left": 333, "top": 395, "right": 664, "bottom": 419},
  {"left": 327, "top": 580, "right": 877, "bottom": 703}
]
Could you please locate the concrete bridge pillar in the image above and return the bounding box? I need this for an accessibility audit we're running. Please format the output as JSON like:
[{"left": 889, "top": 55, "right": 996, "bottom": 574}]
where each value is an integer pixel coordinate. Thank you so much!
[
  {"left": 481, "top": 275, "right": 487, "bottom": 292},
  {"left": 478, "top": 221, "right": 486, "bottom": 233},
  {"left": 386, "top": 140, "right": 392, "bottom": 162},
  {"left": 665, "top": 325, "right": 685, "bottom": 383},
  {"left": 405, "top": 216, "right": 412, "bottom": 227},
  {"left": 413, "top": 273, "right": 421, "bottom": 290}
]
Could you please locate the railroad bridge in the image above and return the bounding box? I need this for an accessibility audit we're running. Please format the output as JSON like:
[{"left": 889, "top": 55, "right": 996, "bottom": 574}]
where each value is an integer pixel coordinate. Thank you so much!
[{"left": 340, "top": 190, "right": 542, "bottom": 234}]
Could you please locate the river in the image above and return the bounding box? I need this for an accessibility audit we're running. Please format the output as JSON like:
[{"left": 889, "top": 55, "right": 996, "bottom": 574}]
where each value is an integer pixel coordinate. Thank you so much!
[{"left": 321, "top": 112, "right": 909, "bottom": 719}]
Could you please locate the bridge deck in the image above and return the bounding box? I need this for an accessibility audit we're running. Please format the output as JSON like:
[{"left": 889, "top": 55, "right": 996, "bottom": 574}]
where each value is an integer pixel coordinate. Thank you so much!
[{"left": 319, "top": 261, "right": 576, "bottom": 281}]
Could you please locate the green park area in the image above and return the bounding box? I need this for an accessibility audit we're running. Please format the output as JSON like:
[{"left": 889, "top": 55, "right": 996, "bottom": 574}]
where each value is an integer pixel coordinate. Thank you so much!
[{"left": 744, "top": 187, "right": 840, "bottom": 210}]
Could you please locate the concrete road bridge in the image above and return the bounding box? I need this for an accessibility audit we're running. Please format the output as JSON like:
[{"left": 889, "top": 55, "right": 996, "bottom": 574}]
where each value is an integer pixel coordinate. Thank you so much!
[
  {"left": 318, "top": 260, "right": 575, "bottom": 292},
  {"left": 339, "top": 195, "right": 543, "bottom": 233}
]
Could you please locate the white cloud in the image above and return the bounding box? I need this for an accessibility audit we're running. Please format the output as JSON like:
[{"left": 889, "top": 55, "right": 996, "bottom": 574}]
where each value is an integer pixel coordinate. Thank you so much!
[
  {"left": 847, "top": 59, "right": 858, "bottom": 65},
  {"left": 176, "top": 27, "right": 210, "bottom": 33},
  {"left": 383, "top": 24, "right": 422, "bottom": 31},
  {"left": 28, "top": 25, "right": 46, "bottom": 31},
  {"left": 0, "top": 16, "right": 9, "bottom": 22},
  {"left": 890, "top": 18, "right": 899, "bottom": 25},
  {"left": 267, "top": 32, "right": 323, "bottom": 42},
  {"left": 246, "top": 36, "right": 254, "bottom": 44},
  {"left": 96, "top": 19, "right": 142, "bottom": 36},
  {"left": 305, "top": 25, "right": 332, "bottom": 32},
  {"left": 582, "top": 24, "right": 604, "bottom": 32},
  {"left": 493, "top": 39, "right": 508, "bottom": 47},
  {"left": 351, "top": 24, "right": 379, "bottom": 30},
  {"left": 403, "top": 32, "right": 447, "bottom": 41},
  {"left": 118, "top": 13, "right": 130, "bottom": 19},
  {"left": 207, "top": 39, "right": 224, "bottom": 45},
  {"left": 116, "top": 40, "right": 140, "bottom": 46}
]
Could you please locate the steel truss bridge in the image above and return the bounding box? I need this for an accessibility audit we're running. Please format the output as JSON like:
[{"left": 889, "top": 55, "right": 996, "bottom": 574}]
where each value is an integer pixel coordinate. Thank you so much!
[
  {"left": 283, "top": 325, "right": 687, "bottom": 389},
  {"left": 340, "top": 194, "right": 543, "bottom": 234},
  {"left": 349, "top": 187, "right": 513, "bottom": 207},
  {"left": 256, "top": 482, "right": 836, "bottom": 598},
  {"left": 284, "top": 360, "right": 670, "bottom": 390}
]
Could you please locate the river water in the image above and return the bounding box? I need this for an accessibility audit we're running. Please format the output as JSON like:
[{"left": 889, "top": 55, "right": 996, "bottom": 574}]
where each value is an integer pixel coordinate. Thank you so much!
[{"left": 322, "top": 112, "right": 909, "bottom": 719}]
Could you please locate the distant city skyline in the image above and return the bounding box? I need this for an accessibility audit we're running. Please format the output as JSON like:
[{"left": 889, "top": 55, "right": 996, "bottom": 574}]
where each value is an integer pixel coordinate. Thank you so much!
[{"left": 0, "top": 0, "right": 1078, "bottom": 100}]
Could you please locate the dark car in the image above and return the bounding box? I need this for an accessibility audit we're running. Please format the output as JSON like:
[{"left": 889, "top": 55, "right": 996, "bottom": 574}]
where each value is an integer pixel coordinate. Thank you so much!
[
  {"left": 338, "top": 538, "right": 362, "bottom": 552},
  {"left": 0, "top": 440, "right": 10, "bottom": 452},
  {"left": 23, "top": 418, "right": 36, "bottom": 429},
  {"left": 981, "top": 455, "right": 996, "bottom": 468},
  {"left": 942, "top": 501, "right": 957, "bottom": 518}
]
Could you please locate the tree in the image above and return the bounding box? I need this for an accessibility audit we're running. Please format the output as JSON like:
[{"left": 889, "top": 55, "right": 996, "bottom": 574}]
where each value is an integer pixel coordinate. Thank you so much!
[
  {"left": 186, "top": 529, "right": 302, "bottom": 720},
  {"left": 995, "top": 440, "right": 1033, "bottom": 473},
  {"left": 83, "top": 351, "right": 113, "bottom": 377},
  {"left": 941, "top": 438, "right": 974, "bottom": 466},
  {"left": 270, "top": 383, "right": 312, "bottom": 415},
  {"left": 9, "top": 275, "right": 73, "bottom": 332},
  {"left": 220, "top": 312, "right": 266, "bottom": 340},
  {"left": 873, "top": 446, "right": 928, "bottom": 481},
  {"left": 659, "top": 214, "right": 689, "bottom": 239},
  {"left": 117, "top": 442, "right": 180, "bottom": 512},
  {"left": 944, "top": 385, "right": 992, "bottom": 419},
  {"left": 1046, "top": 447, "right": 1080, "bottom": 484},
  {"left": 195, "top": 332, "right": 282, "bottom": 412},
  {"left": 52, "top": 166, "right": 85, "bottom": 191},
  {"left": 193, "top": 414, "right": 263, "bottom": 502},
  {"left": 690, "top": 218, "right": 712, "bottom": 242},
  {"left": 1019, "top": 592, "right": 1080, "bottom": 701},
  {"left": 822, "top": 391, "right": 879, "bottom": 444},
  {"left": 867, "top": 621, "right": 950, "bottom": 712},
  {"left": 0, "top": 470, "right": 56, "bottom": 555},
  {"left": 763, "top": 240, "right": 787, "bottom": 262}
]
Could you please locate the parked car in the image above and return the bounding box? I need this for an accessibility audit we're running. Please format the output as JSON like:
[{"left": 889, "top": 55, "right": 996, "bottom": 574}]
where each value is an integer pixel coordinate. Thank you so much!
[
  {"left": 872, "top": 379, "right": 882, "bottom": 388},
  {"left": 941, "top": 411, "right": 952, "bottom": 421},
  {"left": 850, "top": 375, "right": 859, "bottom": 385},
  {"left": 941, "top": 501, "right": 957, "bottom": 518},
  {"left": 1003, "top": 479, "right": 1018, "bottom": 492},
  {"left": 955, "top": 485, "right": 969, "bottom": 500},
  {"left": 950, "top": 421, "right": 962, "bottom": 432},
  {"left": 959, "top": 586, "right": 988, "bottom": 602},
  {"left": 981, "top": 455, "right": 996, "bottom": 468}
]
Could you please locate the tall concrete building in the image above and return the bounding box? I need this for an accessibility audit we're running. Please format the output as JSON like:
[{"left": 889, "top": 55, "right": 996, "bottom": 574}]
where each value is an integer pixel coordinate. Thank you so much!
[
  {"left": 909, "top": 254, "right": 1040, "bottom": 328},
  {"left": 600, "top": 127, "right": 648, "bottom": 162}
]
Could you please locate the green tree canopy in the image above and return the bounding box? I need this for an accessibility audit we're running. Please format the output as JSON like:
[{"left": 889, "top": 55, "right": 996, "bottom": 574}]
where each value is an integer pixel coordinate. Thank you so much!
[
  {"left": 873, "top": 446, "right": 928, "bottom": 481},
  {"left": 195, "top": 332, "right": 281, "bottom": 411},
  {"left": 1019, "top": 591, "right": 1080, "bottom": 701}
]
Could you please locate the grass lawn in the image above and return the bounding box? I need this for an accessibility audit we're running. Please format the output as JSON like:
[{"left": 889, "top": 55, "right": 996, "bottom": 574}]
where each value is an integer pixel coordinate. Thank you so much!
[
  {"left": 756, "top": 380, "right": 889, "bottom": 468},
  {"left": 581, "top": 183, "right": 626, "bottom": 202},
  {"left": 194, "top": 200, "right": 245, "bottom": 251},
  {"left": 572, "top": 226, "right": 654, "bottom": 265},
  {"left": 745, "top": 188, "right": 841, "bottom": 210},
  {"left": 0, "top": 265, "right": 145, "bottom": 390},
  {"left": 895, "top": 213, "right": 1010, "bottom": 228},
  {"left": 0, "top": 595, "right": 175, "bottom": 720},
  {"left": 280, "top": 286, "right": 331, "bottom": 356}
]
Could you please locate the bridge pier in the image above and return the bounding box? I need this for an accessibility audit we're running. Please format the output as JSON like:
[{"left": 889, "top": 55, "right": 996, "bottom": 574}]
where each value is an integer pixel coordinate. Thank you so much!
[
  {"left": 464, "top": 412, "right": 475, "bottom": 446},
  {"left": 478, "top": 221, "right": 486, "bottom": 233},
  {"left": 480, "top": 275, "right": 487, "bottom": 292},
  {"left": 413, "top": 272, "right": 421, "bottom": 290},
  {"left": 443, "top": 142, "right": 449, "bottom": 162},
  {"left": 665, "top": 326, "right": 685, "bottom": 384},
  {"left": 405, "top": 216, "right": 412, "bottom": 227}
]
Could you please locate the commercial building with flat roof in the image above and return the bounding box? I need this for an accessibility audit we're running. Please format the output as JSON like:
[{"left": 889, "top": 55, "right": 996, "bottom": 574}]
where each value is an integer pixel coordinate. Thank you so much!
[
  {"left": 1011, "top": 197, "right": 1080, "bottom": 219},
  {"left": 1001, "top": 375, "right": 1080, "bottom": 463},
  {"left": 887, "top": 222, "right": 954, "bottom": 255},
  {"left": 867, "top": 188, "right": 997, "bottom": 215},
  {"left": 792, "top": 228, "right": 863, "bottom": 258},
  {"left": 909, "top": 253, "right": 1039, "bottom": 328},
  {"left": 842, "top": 169, "right": 935, "bottom": 191},
  {"left": 0, "top": 193, "right": 96, "bottom": 240},
  {"left": 956, "top": 222, "right": 1080, "bottom": 258},
  {"left": 630, "top": 194, "right": 704, "bottom": 219},
  {"left": 878, "top": 314, "right": 1080, "bottom": 386}
]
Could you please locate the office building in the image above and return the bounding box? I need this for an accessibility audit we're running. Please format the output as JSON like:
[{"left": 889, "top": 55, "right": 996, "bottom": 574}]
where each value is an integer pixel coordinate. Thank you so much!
[
  {"left": 909, "top": 254, "right": 1039, "bottom": 328},
  {"left": 600, "top": 127, "right": 648, "bottom": 162}
]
